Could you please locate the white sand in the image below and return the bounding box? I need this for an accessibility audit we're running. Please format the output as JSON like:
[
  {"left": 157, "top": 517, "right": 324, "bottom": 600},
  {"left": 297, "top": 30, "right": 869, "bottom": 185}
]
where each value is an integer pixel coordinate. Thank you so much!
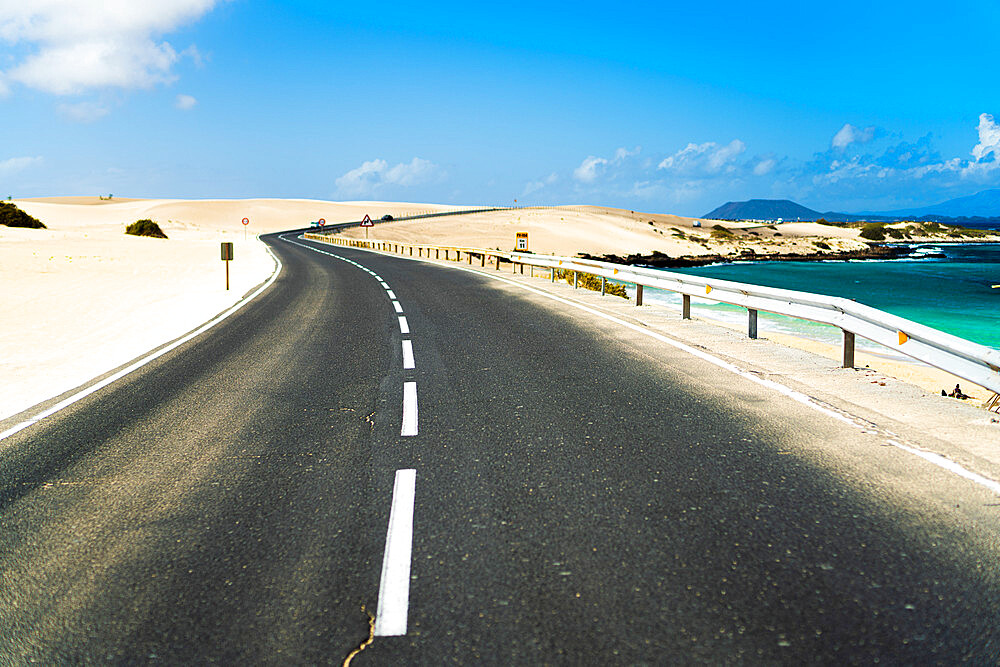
[
  {"left": 3, "top": 197, "right": 995, "bottom": 424},
  {"left": 0, "top": 197, "right": 454, "bottom": 420},
  {"left": 336, "top": 205, "right": 870, "bottom": 257}
]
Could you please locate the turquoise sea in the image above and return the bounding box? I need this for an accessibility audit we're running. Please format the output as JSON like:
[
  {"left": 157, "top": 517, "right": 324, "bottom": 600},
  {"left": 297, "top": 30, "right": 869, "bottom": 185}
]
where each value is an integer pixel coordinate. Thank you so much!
[{"left": 635, "top": 243, "right": 1000, "bottom": 356}]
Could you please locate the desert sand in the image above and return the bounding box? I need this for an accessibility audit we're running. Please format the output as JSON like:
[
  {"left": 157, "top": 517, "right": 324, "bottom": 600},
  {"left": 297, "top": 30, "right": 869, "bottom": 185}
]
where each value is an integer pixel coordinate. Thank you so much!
[
  {"left": 2, "top": 197, "right": 994, "bottom": 423},
  {"left": 336, "top": 205, "right": 870, "bottom": 257},
  {"left": 0, "top": 197, "right": 455, "bottom": 420}
]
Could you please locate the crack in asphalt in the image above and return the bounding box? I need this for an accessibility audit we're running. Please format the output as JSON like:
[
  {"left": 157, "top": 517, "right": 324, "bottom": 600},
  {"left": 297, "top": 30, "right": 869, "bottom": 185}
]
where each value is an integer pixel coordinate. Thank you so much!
[{"left": 342, "top": 605, "right": 375, "bottom": 666}]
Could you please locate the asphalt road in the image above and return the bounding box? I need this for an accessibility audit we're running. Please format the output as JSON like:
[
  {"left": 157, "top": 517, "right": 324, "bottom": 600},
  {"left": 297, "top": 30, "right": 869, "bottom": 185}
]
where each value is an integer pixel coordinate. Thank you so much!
[{"left": 1, "top": 229, "right": 998, "bottom": 663}]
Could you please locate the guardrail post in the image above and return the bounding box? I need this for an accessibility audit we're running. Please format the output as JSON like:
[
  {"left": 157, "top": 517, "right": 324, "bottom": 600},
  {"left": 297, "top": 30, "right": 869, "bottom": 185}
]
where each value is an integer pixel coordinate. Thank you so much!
[
  {"left": 601, "top": 276, "right": 606, "bottom": 296},
  {"left": 635, "top": 284, "right": 643, "bottom": 305},
  {"left": 468, "top": 253, "right": 473, "bottom": 265},
  {"left": 481, "top": 253, "right": 486, "bottom": 267},
  {"left": 495, "top": 255, "right": 500, "bottom": 271},
  {"left": 748, "top": 309, "right": 758, "bottom": 339},
  {"left": 409, "top": 246, "right": 413, "bottom": 256},
  {"left": 573, "top": 271, "right": 579, "bottom": 288},
  {"left": 436, "top": 248, "right": 440, "bottom": 259},
  {"left": 842, "top": 330, "right": 855, "bottom": 368},
  {"left": 457, "top": 251, "right": 462, "bottom": 262},
  {"left": 682, "top": 294, "right": 691, "bottom": 319},
  {"left": 513, "top": 261, "right": 517, "bottom": 274},
  {"left": 550, "top": 267, "right": 555, "bottom": 282}
]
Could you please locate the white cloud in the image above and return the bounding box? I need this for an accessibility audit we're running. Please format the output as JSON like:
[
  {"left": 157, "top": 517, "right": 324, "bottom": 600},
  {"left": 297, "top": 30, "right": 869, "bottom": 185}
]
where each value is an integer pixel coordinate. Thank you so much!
[
  {"left": 0, "top": 1, "right": 216, "bottom": 95},
  {"left": 970, "top": 113, "right": 1000, "bottom": 162},
  {"left": 573, "top": 156, "right": 608, "bottom": 183},
  {"left": 523, "top": 172, "right": 558, "bottom": 196},
  {"left": 57, "top": 101, "right": 110, "bottom": 122},
  {"left": 0, "top": 156, "right": 43, "bottom": 174},
  {"left": 335, "top": 157, "right": 440, "bottom": 197},
  {"left": 831, "top": 123, "right": 876, "bottom": 150},
  {"left": 753, "top": 158, "right": 776, "bottom": 176},
  {"left": 175, "top": 93, "right": 197, "bottom": 110},
  {"left": 572, "top": 146, "right": 640, "bottom": 183},
  {"left": 657, "top": 139, "right": 745, "bottom": 174}
]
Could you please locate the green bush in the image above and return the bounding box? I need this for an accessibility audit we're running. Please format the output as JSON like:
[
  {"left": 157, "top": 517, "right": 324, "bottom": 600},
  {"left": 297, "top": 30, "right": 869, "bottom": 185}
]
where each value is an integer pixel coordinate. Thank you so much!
[
  {"left": 0, "top": 202, "right": 45, "bottom": 228},
  {"left": 554, "top": 269, "right": 629, "bottom": 299},
  {"left": 884, "top": 226, "right": 904, "bottom": 239},
  {"left": 710, "top": 224, "right": 735, "bottom": 239},
  {"left": 859, "top": 223, "right": 886, "bottom": 240},
  {"left": 125, "top": 219, "right": 168, "bottom": 239}
]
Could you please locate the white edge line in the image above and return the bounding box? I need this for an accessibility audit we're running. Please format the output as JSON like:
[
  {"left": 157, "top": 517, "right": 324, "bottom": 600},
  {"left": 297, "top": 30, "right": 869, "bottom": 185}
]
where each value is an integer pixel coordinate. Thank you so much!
[
  {"left": 332, "top": 242, "right": 1000, "bottom": 498},
  {"left": 0, "top": 242, "right": 283, "bottom": 443},
  {"left": 374, "top": 468, "right": 417, "bottom": 636},
  {"left": 401, "top": 381, "right": 418, "bottom": 436},
  {"left": 402, "top": 340, "right": 415, "bottom": 370}
]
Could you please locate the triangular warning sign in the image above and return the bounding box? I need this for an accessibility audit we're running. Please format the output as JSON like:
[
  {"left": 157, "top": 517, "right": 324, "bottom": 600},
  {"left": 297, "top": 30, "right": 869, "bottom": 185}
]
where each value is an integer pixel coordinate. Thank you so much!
[{"left": 360, "top": 214, "right": 374, "bottom": 227}]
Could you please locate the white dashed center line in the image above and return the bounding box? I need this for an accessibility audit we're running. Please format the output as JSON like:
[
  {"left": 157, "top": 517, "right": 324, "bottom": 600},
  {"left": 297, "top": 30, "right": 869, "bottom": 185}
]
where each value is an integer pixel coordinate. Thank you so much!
[
  {"left": 392, "top": 301, "right": 404, "bottom": 313},
  {"left": 401, "top": 381, "right": 418, "bottom": 437},
  {"left": 374, "top": 468, "right": 417, "bottom": 636},
  {"left": 386, "top": 290, "right": 397, "bottom": 299},
  {"left": 401, "top": 340, "right": 415, "bottom": 369},
  {"left": 398, "top": 316, "right": 410, "bottom": 334}
]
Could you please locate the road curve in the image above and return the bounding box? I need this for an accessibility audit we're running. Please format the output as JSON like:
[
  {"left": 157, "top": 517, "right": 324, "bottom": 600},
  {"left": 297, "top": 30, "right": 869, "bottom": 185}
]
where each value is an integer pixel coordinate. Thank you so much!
[{"left": 1, "top": 230, "right": 998, "bottom": 663}]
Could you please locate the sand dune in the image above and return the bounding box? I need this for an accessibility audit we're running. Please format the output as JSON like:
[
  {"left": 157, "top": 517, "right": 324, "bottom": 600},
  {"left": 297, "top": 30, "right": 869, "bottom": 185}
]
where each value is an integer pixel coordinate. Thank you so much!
[{"left": 1, "top": 197, "right": 988, "bottom": 421}]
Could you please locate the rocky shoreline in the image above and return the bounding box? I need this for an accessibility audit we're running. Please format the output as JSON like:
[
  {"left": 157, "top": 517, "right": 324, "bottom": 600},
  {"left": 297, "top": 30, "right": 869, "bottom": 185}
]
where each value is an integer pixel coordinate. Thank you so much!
[{"left": 578, "top": 244, "right": 916, "bottom": 269}]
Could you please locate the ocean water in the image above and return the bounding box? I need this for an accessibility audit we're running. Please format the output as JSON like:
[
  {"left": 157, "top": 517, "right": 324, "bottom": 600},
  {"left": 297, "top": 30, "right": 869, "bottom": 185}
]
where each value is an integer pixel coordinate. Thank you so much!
[{"left": 631, "top": 243, "right": 1000, "bottom": 356}]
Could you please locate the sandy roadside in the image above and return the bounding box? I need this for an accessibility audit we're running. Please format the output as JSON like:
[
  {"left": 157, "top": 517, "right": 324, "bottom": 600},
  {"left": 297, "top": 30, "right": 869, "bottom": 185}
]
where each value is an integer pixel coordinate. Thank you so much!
[
  {"left": 0, "top": 197, "right": 454, "bottom": 421},
  {"left": 3, "top": 197, "right": 996, "bottom": 425}
]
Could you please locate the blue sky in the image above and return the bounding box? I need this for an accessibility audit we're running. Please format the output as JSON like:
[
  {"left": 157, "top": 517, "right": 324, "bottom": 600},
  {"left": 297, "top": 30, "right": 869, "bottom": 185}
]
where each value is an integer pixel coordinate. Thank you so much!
[{"left": 2, "top": 0, "right": 1000, "bottom": 216}]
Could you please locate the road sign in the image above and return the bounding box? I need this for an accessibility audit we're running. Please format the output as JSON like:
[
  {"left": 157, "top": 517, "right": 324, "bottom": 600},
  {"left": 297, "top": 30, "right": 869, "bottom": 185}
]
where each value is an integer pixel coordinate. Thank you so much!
[
  {"left": 318, "top": 218, "right": 325, "bottom": 228},
  {"left": 516, "top": 232, "right": 528, "bottom": 251},
  {"left": 221, "top": 242, "right": 234, "bottom": 290},
  {"left": 241, "top": 217, "right": 249, "bottom": 241},
  {"left": 360, "top": 214, "right": 374, "bottom": 227},
  {"left": 241, "top": 217, "right": 249, "bottom": 226}
]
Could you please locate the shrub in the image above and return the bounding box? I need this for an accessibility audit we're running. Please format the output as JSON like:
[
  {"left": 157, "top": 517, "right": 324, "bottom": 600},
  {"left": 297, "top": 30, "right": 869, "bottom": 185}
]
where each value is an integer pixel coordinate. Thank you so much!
[
  {"left": 710, "top": 224, "right": 735, "bottom": 239},
  {"left": 554, "top": 269, "right": 629, "bottom": 299},
  {"left": 814, "top": 241, "right": 830, "bottom": 250},
  {"left": 884, "top": 227, "right": 904, "bottom": 239},
  {"left": 125, "top": 219, "right": 168, "bottom": 239},
  {"left": 0, "top": 202, "right": 46, "bottom": 228},
  {"left": 859, "top": 223, "right": 886, "bottom": 240}
]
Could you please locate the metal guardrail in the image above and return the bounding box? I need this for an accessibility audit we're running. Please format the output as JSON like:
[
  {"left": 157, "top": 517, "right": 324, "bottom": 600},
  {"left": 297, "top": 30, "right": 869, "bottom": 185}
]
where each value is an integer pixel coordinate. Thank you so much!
[{"left": 303, "top": 232, "right": 1000, "bottom": 395}]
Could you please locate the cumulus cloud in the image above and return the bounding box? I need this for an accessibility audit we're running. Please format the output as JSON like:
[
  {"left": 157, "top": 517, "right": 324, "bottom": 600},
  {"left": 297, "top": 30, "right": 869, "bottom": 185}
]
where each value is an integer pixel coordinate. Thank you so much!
[
  {"left": 831, "top": 123, "right": 876, "bottom": 150},
  {"left": 970, "top": 113, "right": 1000, "bottom": 162},
  {"left": 572, "top": 146, "right": 640, "bottom": 183},
  {"left": 573, "top": 156, "right": 608, "bottom": 183},
  {"left": 753, "top": 157, "right": 777, "bottom": 176},
  {"left": 0, "top": 1, "right": 216, "bottom": 95},
  {"left": 0, "top": 155, "right": 43, "bottom": 174},
  {"left": 657, "top": 139, "right": 745, "bottom": 174},
  {"left": 523, "top": 172, "right": 558, "bottom": 196},
  {"left": 335, "top": 157, "right": 440, "bottom": 197},
  {"left": 175, "top": 93, "right": 197, "bottom": 110},
  {"left": 57, "top": 101, "right": 110, "bottom": 122}
]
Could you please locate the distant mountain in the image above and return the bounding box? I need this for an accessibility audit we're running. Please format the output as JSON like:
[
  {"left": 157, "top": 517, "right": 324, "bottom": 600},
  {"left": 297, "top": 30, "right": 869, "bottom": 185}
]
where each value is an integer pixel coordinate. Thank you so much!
[
  {"left": 703, "top": 199, "right": 822, "bottom": 221},
  {"left": 703, "top": 194, "right": 1000, "bottom": 228},
  {"left": 875, "top": 188, "right": 1000, "bottom": 218}
]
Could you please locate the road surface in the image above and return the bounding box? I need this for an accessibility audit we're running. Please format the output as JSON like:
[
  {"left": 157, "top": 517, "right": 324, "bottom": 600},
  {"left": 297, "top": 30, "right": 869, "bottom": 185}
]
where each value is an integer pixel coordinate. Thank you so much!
[{"left": 1, "top": 229, "right": 998, "bottom": 663}]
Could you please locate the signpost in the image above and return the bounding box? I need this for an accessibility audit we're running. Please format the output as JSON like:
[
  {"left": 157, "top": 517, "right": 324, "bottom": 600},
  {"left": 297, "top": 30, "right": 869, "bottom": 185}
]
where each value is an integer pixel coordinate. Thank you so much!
[
  {"left": 318, "top": 218, "right": 325, "bottom": 229},
  {"left": 242, "top": 217, "right": 249, "bottom": 241},
  {"left": 221, "top": 242, "right": 234, "bottom": 290},
  {"left": 360, "top": 214, "right": 374, "bottom": 239},
  {"left": 516, "top": 232, "right": 528, "bottom": 251}
]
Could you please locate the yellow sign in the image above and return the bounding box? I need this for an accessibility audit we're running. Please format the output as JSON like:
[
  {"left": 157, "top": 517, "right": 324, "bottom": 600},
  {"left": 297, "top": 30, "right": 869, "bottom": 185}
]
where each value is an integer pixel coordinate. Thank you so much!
[{"left": 515, "top": 232, "right": 528, "bottom": 251}]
